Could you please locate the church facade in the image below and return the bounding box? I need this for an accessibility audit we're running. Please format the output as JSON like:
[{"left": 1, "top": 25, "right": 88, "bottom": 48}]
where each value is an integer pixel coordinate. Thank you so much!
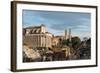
[{"left": 23, "top": 24, "right": 52, "bottom": 48}]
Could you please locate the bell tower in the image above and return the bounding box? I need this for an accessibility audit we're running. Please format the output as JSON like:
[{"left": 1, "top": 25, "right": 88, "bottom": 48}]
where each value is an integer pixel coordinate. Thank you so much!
[
  {"left": 65, "top": 29, "right": 67, "bottom": 40},
  {"left": 68, "top": 28, "right": 72, "bottom": 47},
  {"left": 69, "top": 28, "right": 71, "bottom": 42}
]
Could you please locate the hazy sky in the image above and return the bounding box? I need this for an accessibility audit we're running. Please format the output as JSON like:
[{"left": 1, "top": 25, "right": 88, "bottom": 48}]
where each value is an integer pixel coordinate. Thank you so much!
[{"left": 22, "top": 10, "right": 91, "bottom": 40}]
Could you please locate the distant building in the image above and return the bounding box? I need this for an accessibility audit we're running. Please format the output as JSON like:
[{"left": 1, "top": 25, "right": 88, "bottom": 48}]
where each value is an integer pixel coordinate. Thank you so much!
[
  {"left": 52, "top": 29, "right": 71, "bottom": 46},
  {"left": 52, "top": 36, "right": 62, "bottom": 46},
  {"left": 23, "top": 24, "right": 52, "bottom": 48}
]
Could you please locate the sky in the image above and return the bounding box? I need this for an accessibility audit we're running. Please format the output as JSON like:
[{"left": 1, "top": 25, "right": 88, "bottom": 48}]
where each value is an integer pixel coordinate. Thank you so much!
[{"left": 22, "top": 10, "right": 91, "bottom": 40}]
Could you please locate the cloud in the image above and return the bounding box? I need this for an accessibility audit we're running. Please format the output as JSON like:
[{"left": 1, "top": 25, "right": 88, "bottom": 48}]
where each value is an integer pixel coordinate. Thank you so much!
[{"left": 22, "top": 10, "right": 91, "bottom": 38}]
